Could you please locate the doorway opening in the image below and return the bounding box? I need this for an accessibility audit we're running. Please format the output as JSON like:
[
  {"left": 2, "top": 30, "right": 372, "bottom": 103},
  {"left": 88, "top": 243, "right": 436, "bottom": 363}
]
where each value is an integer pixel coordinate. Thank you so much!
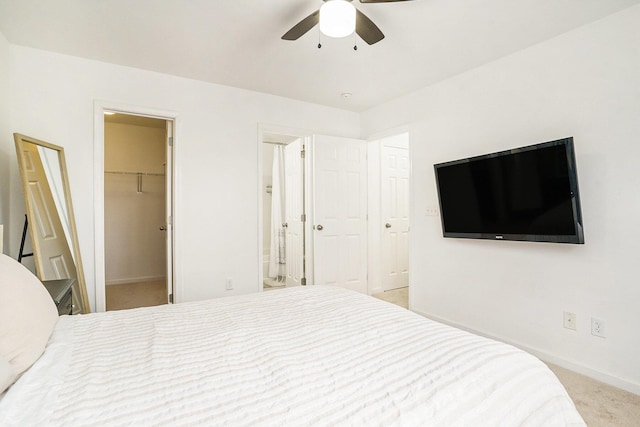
[
  {"left": 262, "top": 132, "right": 307, "bottom": 291},
  {"left": 103, "top": 112, "right": 174, "bottom": 310},
  {"left": 369, "top": 132, "right": 410, "bottom": 306},
  {"left": 260, "top": 129, "right": 370, "bottom": 295}
]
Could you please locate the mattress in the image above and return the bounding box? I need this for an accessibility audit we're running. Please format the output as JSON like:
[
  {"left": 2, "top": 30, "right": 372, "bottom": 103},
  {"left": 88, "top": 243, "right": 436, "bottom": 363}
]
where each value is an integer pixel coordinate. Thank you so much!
[{"left": 0, "top": 286, "right": 584, "bottom": 426}]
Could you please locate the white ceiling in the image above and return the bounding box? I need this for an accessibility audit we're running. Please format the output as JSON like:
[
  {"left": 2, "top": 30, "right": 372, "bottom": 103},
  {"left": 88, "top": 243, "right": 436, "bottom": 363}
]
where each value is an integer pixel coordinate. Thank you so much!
[{"left": 1, "top": 0, "right": 638, "bottom": 112}]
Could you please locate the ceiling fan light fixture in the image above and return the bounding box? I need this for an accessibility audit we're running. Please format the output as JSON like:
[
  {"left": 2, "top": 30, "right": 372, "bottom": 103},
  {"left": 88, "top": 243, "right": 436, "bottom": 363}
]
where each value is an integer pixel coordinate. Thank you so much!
[{"left": 319, "top": 0, "right": 356, "bottom": 38}]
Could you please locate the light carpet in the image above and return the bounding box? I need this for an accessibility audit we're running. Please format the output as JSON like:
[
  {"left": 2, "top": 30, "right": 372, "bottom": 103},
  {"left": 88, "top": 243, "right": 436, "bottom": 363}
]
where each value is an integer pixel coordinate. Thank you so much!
[
  {"left": 373, "top": 287, "right": 640, "bottom": 426},
  {"left": 106, "top": 280, "right": 167, "bottom": 311}
]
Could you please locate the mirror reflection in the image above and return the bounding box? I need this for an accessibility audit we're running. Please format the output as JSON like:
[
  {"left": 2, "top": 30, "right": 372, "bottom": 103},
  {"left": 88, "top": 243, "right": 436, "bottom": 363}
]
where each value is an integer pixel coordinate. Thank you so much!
[{"left": 14, "top": 133, "right": 90, "bottom": 314}]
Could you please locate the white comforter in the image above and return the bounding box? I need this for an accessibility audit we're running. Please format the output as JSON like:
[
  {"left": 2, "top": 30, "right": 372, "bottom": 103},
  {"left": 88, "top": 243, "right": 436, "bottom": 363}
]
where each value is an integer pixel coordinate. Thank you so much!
[{"left": 0, "top": 286, "right": 583, "bottom": 426}]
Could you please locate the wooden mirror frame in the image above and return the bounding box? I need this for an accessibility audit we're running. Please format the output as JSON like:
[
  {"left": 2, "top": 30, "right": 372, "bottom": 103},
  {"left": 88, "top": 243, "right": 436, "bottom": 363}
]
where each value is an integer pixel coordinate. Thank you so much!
[{"left": 14, "top": 133, "right": 91, "bottom": 314}]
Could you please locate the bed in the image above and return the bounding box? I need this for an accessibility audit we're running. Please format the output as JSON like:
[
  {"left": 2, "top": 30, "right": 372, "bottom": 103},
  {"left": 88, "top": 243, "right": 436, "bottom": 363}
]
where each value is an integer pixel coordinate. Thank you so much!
[{"left": 0, "top": 255, "right": 584, "bottom": 426}]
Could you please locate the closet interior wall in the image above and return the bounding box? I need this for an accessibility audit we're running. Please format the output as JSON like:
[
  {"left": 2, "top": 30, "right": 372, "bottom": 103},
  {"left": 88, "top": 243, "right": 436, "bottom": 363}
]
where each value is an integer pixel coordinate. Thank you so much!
[{"left": 104, "top": 120, "right": 166, "bottom": 286}]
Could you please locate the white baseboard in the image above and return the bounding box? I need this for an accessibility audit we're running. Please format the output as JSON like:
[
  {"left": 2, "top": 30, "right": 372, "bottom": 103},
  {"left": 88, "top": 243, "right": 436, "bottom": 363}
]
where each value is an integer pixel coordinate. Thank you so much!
[
  {"left": 106, "top": 275, "right": 166, "bottom": 286},
  {"left": 412, "top": 308, "right": 640, "bottom": 396},
  {"left": 370, "top": 286, "right": 383, "bottom": 295}
]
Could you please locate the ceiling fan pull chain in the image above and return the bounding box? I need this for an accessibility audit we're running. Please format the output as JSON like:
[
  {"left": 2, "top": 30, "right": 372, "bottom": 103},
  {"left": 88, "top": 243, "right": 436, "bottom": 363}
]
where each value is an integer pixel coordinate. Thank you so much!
[
  {"left": 318, "top": 28, "right": 322, "bottom": 49},
  {"left": 353, "top": 32, "right": 358, "bottom": 51}
]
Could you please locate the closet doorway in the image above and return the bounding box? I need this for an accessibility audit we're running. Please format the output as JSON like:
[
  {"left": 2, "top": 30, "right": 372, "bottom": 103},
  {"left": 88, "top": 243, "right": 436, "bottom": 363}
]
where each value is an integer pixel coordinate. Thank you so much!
[{"left": 103, "top": 112, "right": 174, "bottom": 310}]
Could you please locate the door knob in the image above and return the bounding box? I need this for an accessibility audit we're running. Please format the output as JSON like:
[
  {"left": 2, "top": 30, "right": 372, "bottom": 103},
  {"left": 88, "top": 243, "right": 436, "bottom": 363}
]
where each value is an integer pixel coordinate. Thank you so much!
[
  {"left": 316, "top": 224, "right": 324, "bottom": 231},
  {"left": 385, "top": 223, "right": 392, "bottom": 228},
  {"left": 159, "top": 226, "right": 167, "bottom": 231},
  {"left": 282, "top": 222, "right": 288, "bottom": 228}
]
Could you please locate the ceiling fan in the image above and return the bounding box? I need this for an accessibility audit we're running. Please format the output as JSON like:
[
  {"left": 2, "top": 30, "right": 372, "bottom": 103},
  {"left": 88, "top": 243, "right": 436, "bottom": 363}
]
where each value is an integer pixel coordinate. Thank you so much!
[{"left": 282, "top": 0, "right": 414, "bottom": 46}]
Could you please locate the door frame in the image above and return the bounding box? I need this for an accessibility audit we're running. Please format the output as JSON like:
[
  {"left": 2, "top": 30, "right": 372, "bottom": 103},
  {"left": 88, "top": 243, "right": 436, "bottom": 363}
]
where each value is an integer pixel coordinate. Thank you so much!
[
  {"left": 94, "top": 101, "right": 179, "bottom": 312},
  {"left": 257, "top": 124, "right": 313, "bottom": 293}
]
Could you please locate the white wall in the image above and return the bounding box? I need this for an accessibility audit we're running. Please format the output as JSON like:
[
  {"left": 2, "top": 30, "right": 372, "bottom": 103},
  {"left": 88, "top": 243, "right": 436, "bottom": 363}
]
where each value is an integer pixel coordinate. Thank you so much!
[
  {"left": 8, "top": 45, "right": 360, "bottom": 309},
  {"left": 0, "top": 30, "right": 10, "bottom": 254},
  {"left": 104, "top": 122, "right": 166, "bottom": 285},
  {"left": 362, "top": 5, "right": 640, "bottom": 393}
]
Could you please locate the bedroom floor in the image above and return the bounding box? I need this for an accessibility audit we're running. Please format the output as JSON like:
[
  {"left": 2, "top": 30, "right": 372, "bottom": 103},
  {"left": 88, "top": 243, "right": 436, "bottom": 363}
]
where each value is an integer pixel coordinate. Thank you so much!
[
  {"left": 106, "top": 280, "right": 167, "bottom": 311},
  {"left": 263, "top": 277, "right": 287, "bottom": 289},
  {"left": 373, "top": 287, "right": 640, "bottom": 427}
]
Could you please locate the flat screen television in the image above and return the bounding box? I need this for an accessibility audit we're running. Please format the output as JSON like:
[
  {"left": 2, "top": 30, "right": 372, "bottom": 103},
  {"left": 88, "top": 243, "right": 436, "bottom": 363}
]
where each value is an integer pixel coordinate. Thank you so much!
[{"left": 434, "top": 137, "right": 584, "bottom": 244}]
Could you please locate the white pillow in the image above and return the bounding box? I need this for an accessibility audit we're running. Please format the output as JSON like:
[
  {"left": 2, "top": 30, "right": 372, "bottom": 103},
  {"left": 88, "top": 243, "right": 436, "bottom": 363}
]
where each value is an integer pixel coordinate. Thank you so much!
[{"left": 0, "top": 254, "right": 58, "bottom": 393}]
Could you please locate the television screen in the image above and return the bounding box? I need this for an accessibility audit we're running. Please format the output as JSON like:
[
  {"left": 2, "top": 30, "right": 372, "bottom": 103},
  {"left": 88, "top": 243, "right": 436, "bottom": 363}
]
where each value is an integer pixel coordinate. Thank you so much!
[{"left": 434, "top": 137, "right": 584, "bottom": 244}]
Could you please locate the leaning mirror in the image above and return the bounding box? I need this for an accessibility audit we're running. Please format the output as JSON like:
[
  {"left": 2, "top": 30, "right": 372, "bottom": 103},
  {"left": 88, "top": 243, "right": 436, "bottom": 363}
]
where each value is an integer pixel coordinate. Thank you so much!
[{"left": 14, "top": 133, "right": 90, "bottom": 314}]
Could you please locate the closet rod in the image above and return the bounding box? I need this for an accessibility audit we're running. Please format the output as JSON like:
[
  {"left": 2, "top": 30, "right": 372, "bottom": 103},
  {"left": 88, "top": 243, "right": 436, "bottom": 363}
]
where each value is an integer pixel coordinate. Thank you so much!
[
  {"left": 105, "top": 170, "right": 165, "bottom": 177},
  {"left": 263, "top": 140, "right": 290, "bottom": 146}
]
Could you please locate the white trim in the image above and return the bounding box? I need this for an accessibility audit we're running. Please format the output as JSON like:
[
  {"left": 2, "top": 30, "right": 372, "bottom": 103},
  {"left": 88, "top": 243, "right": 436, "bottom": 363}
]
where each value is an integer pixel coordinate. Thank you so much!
[
  {"left": 367, "top": 139, "right": 382, "bottom": 295},
  {"left": 414, "top": 309, "right": 640, "bottom": 396},
  {"left": 381, "top": 135, "right": 409, "bottom": 150},
  {"left": 94, "top": 105, "right": 105, "bottom": 312},
  {"left": 304, "top": 135, "right": 314, "bottom": 288},
  {"left": 407, "top": 131, "right": 415, "bottom": 312},
  {"left": 94, "top": 100, "right": 179, "bottom": 312}
]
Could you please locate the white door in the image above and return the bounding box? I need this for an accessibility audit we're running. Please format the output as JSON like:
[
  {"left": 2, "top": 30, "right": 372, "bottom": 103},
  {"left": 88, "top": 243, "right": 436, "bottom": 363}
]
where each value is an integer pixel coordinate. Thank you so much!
[
  {"left": 284, "top": 139, "right": 304, "bottom": 287},
  {"left": 381, "top": 145, "right": 410, "bottom": 291},
  {"left": 21, "top": 143, "right": 76, "bottom": 281},
  {"left": 165, "top": 120, "right": 174, "bottom": 302},
  {"left": 312, "top": 135, "right": 368, "bottom": 294},
  {"left": 21, "top": 143, "right": 84, "bottom": 312}
]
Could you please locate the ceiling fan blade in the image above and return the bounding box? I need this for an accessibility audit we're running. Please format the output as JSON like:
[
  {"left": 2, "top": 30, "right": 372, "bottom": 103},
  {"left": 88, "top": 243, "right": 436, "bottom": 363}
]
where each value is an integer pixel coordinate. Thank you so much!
[
  {"left": 359, "top": 0, "right": 413, "bottom": 3},
  {"left": 356, "top": 9, "right": 385, "bottom": 45},
  {"left": 282, "top": 10, "right": 320, "bottom": 40}
]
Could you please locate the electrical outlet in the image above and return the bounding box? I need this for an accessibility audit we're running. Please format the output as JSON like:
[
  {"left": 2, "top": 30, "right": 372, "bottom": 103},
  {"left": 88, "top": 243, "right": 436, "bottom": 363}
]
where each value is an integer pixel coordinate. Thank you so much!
[
  {"left": 591, "top": 318, "right": 606, "bottom": 338},
  {"left": 425, "top": 207, "right": 439, "bottom": 217},
  {"left": 225, "top": 278, "right": 233, "bottom": 291},
  {"left": 563, "top": 311, "right": 576, "bottom": 330}
]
